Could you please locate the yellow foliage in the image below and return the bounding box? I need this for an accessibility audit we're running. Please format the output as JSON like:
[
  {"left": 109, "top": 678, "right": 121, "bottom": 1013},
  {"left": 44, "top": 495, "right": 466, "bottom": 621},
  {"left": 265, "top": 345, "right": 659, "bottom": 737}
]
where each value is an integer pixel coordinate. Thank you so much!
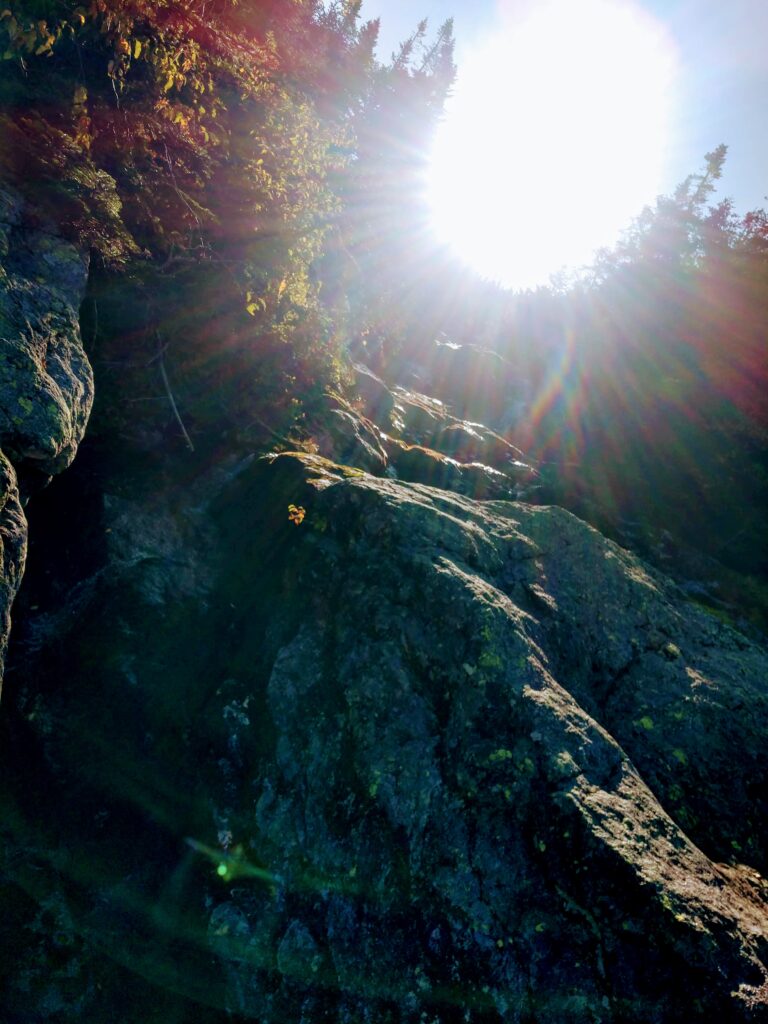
[{"left": 288, "top": 504, "right": 306, "bottom": 526}]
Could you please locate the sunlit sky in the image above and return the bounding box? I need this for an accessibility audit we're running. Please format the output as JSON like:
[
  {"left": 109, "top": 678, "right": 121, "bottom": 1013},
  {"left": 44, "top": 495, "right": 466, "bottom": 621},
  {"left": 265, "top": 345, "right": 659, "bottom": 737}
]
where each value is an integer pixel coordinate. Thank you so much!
[{"left": 360, "top": 0, "right": 768, "bottom": 288}]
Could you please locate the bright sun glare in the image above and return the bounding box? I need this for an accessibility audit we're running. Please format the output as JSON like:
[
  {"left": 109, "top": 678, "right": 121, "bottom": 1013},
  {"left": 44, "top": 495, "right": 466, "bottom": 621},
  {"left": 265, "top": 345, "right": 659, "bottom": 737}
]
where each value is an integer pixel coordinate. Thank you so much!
[{"left": 426, "top": 0, "right": 678, "bottom": 290}]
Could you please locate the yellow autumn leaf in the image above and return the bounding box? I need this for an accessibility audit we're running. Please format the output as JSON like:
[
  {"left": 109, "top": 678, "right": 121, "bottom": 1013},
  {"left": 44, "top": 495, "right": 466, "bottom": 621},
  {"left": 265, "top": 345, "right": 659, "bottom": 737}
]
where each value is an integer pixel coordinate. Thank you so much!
[
  {"left": 133, "top": 38, "right": 141, "bottom": 59},
  {"left": 287, "top": 504, "right": 306, "bottom": 526}
]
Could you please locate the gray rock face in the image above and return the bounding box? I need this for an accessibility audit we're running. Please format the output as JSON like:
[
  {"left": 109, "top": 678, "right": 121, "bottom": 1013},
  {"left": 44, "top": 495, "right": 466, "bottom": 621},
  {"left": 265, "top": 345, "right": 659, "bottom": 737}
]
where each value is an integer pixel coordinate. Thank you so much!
[
  {"left": 207, "top": 454, "right": 768, "bottom": 1023},
  {"left": 0, "top": 451, "right": 24, "bottom": 690},
  {"left": 3, "top": 448, "right": 766, "bottom": 1021},
  {"left": 343, "top": 362, "right": 537, "bottom": 500},
  {"left": 0, "top": 184, "right": 92, "bottom": 692},
  {"left": 0, "top": 202, "right": 764, "bottom": 1016},
  {"left": 0, "top": 185, "right": 93, "bottom": 473},
  {"left": 314, "top": 392, "right": 389, "bottom": 473}
]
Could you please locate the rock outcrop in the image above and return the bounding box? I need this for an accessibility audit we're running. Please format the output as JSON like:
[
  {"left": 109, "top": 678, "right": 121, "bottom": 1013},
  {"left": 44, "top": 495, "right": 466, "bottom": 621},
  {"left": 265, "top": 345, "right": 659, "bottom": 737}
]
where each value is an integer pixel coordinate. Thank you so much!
[
  {"left": 0, "top": 196, "right": 764, "bottom": 1024},
  {"left": 0, "top": 187, "right": 92, "bottom": 475},
  {"left": 0, "top": 186, "right": 92, "bottom": 687},
  {"left": 209, "top": 454, "right": 768, "bottom": 1023},
  {"left": 3, "top": 447, "right": 766, "bottom": 1022},
  {"left": 0, "top": 451, "right": 25, "bottom": 685},
  {"left": 310, "top": 363, "right": 538, "bottom": 502}
]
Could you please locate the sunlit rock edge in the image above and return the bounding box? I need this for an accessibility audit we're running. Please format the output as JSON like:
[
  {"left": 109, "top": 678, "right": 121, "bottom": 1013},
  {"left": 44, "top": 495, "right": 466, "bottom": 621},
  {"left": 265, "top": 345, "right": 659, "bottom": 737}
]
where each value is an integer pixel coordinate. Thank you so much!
[
  {"left": 206, "top": 453, "right": 768, "bottom": 1022},
  {"left": 0, "top": 192, "right": 766, "bottom": 1019}
]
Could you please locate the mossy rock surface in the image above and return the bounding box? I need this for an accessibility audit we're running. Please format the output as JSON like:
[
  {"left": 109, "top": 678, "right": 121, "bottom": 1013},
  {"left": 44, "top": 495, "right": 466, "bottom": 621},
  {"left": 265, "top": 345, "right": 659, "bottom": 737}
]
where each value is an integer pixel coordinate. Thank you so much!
[
  {"left": 0, "top": 186, "right": 92, "bottom": 474},
  {"left": 212, "top": 456, "right": 768, "bottom": 1021},
  {"left": 0, "top": 448, "right": 25, "bottom": 691},
  {"left": 5, "top": 449, "right": 766, "bottom": 1022}
]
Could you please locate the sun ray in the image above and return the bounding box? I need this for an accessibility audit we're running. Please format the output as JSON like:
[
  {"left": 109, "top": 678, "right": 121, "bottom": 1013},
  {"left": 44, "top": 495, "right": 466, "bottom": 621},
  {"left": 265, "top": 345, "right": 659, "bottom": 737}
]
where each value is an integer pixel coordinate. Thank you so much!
[{"left": 426, "top": 0, "right": 679, "bottom": 289}]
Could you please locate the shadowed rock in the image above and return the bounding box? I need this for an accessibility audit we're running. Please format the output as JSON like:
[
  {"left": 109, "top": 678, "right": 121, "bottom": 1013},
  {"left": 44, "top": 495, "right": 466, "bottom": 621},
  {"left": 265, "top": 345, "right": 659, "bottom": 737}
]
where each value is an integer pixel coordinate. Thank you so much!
[
  {"left": 10, "top": 446, "right": 764, "bottom": 1021},
  {"left": 0, "top": 186, "right": 93, "bottom": 475},
  {"left": 203, "top": 454, "right": 767, "bottom": 1023},
  {"left": 0, "top": 185, "right": 92, "bottom": 693},
  {"left": 0, "top": 451, "right": 24, "bottom": 689}
]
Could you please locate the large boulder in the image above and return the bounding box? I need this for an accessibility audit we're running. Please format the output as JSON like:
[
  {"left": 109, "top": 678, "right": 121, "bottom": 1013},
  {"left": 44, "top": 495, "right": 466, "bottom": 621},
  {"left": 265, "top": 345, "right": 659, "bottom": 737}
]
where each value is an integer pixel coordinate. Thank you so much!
[
  {"left": 313, "top": 392, "right": 389, "bottom": 473},
  {"left": 0, "top": 186, "right": 93, "bottom": 475},
  {"left": 0, "top": 184, "right": 92, "bottom": 694},
  {"left": 7, "top": 447, "right": 765, "bottom": 1022},
  {"left": 0, "top": 451, "right": 24, "bottom": 690},
  {"left": 345, "top": 363, "right": 538, "bottom": 499},
  {"left": 385, "top": 440, "right": 517, "bottom": 499},
  {"left": 204, "top": 454, "right": 768, "bottom": 1023}
]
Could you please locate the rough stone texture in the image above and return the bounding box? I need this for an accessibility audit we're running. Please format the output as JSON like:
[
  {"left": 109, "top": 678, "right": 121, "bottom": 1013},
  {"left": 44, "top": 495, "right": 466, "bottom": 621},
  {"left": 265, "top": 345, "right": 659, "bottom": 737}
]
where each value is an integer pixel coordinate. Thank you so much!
[
  {"left": 0, "top": 131, "right": 763, "bottom": 1024},
  {"left": 431, "top": 419, "right": 528, "bottom": 467},
  {"left": 342, "top": 363, "right": 538, "bottom": 499},
  {"left": 0, "top": 185, "right": 93, "bottom": 474},
  {"left": 0, "top": 184, "right": 92, "bottom": 696},
  {"left": 314, "top": 392, "right": 389, "bottom": 473},
  {"left": 205, "top": 454, "right": 768, "bottom": 1023},
  {"left": 386, "top": 440, "right": 517, "bottom": 499},
  {"left": 353, "top": 362, "right": 397, "bottom": 425},
  {"left": 2, "top": 448, "right": 767, "bottom": 1021},
  {"left": 0, "top": 450, "right": 25, "bottom": 692}
]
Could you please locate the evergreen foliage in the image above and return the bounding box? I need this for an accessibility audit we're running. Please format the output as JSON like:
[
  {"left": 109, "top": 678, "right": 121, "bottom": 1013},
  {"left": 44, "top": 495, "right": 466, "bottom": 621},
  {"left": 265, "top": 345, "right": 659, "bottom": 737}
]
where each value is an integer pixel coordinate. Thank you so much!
[
  {"left": 1, "top": 2, "right": 765, "bottom": 625},
  {"left": 0, "top": 0, "right": 454, "bottom": 437},
  {"left": 497, "top": 150, "right": 768, "bottom": 630}
]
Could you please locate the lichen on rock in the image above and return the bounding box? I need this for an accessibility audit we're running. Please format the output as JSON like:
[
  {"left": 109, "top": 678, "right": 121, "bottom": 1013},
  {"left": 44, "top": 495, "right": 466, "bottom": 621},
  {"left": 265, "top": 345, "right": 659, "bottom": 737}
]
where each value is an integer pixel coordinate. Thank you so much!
[
  {"left": 206, "top": 454, "right": 768, "bottom": 1022},
  {"left": 0, "top": 185, "right": 93, "bottom": 476},
  {"left": 0, "top": 184, "right": 92, "bottom": 693}
]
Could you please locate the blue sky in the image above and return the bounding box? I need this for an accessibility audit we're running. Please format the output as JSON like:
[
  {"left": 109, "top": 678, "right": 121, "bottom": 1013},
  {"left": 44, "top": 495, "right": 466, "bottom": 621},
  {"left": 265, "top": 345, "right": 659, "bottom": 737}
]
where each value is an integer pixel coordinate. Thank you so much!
[{"left": 359, "top": 0, "right": 767, "bottom": 215}]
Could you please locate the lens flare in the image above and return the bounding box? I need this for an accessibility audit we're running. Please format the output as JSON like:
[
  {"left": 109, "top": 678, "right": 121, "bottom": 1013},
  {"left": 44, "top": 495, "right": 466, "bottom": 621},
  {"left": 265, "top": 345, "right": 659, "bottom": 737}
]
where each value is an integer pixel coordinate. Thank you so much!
[{"left": 427, "top": 0, "right": 679, "bottom": 289}]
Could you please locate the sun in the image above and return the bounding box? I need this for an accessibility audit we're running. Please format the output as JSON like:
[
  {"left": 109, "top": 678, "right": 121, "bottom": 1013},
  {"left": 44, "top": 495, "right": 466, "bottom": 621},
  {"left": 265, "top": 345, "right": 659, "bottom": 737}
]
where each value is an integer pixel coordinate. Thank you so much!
[{"left": 426, "top": 0, "right": 679, "bottom": 290}]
